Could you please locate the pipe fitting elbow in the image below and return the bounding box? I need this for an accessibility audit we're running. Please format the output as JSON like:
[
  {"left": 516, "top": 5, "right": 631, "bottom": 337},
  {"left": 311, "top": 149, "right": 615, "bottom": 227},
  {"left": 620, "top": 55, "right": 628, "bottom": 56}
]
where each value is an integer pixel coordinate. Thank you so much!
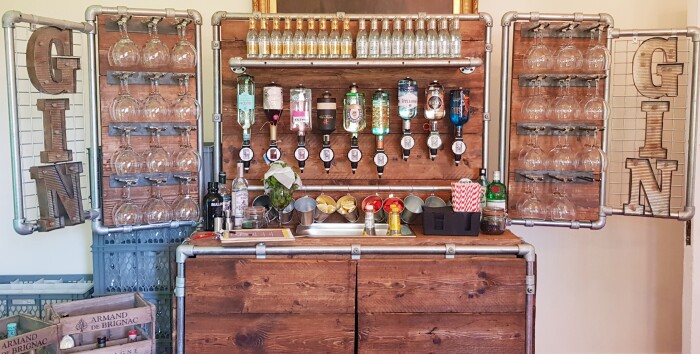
[
  {"left": 687, "top": 26, "right": 700, "bottom": 42},
  {"left": 13, "top": 219, "right": 36, "bottom": 235},
  {"left": 599, "top": 13, "right": 614, "bottom": 27},
  {"left": 188, "top": 9, "right": 203, "bottom": 25},
  {"left": 518, "top": 243, "right": 536, "bottom": 262},
  {"left": 590, "top": 214, "right": 607, "bottom": 230},
  {"left": 678, "top": 206, "right": 695, "bottom": 221},
  {"left": 501, "top": 11, "right": 518, "bottom": 27},
  {"left": 2, "top": 10, "right": 21, "bottom": 28},
  {"left": 176, "top": 244, "right": 195, "bottom": 263},
  {"left": 479, "top": 12, "right": 493, "bottom": 27},
  {"left": 84, "top": 5, "right": 102, "bottom": 21},
  {"left": 211, "top": 11, "right": 228, "bottom": 26}
]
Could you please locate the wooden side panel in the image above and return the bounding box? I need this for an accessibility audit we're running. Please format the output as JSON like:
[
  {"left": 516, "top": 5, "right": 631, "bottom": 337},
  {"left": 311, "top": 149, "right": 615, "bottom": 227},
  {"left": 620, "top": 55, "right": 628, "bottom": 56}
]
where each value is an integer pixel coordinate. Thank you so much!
[
  {"left": 185, "top": 314, "right": 355, "bottom": 354},
  {"left": 357, "top": 258, "right": 526, "bottom": 313},
  {"left": 358, "top": 313, "right": 525, "bottom": 353}
]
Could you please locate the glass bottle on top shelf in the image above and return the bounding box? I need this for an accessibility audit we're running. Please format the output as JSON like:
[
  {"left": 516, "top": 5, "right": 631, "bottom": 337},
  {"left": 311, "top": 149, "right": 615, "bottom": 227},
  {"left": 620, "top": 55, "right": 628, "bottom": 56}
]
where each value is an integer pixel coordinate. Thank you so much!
[
  {"left": 438, "top": 17, "right": 450, "bottom": 58},
  {"left": 317, "top": 17, "right": 329, "bottom": 58},
  {"left": 380, "top": 18, "right": 392, "bottom": 58},
  {"left": 282, "top": 17, "right": 293, "bottom": 58},
  {"left": 110, "top": 72, "right": 139, "bottom": 122},
  {"left": 305, "top": 17, "right": 318, "bottom": 59},
  {"left": 329, "top": 17, "right": 341, "bottom": 59},
  {"left": 344, "top": 83, "right": 366, "bottom": 173},
  {"left": 372, "top": 88, "right": 390, "bottom": 177},
  {"left": 450, "top": 17, "right": 461, "bottom": 58},
  {"left": 356, "top": 17, "right": 368, "bottom": 58},
  {"left": 317, "top": 91, "right": 337, "bottom": 173},
  {"left": 270, "top": 17, "right": 282, "bottom": 58},
  {"left": 143, "top": 74, "right": 168, "bottom": 121},
  {"left": 290, "top": 84, "right": 312, "bottom": 172},
  {"left": 368, "top": 17, "right": 380, "bottom": 58},
  {"left": 425, "top": 80, "right": 445, "bottom": 160},
  {"left": 403, "top": 17, "right": 415, "bottom": 58},
  {"left": 293, "top": 17, "right": 305, "bottom": 58},
  {"left": 426, "top": 17, "right": 439, "bottom": 58},
  {"left": 143, "top": 177, "right": 173, "bottom": 224},
  {"left": 485, "top": 171, "right": 507, "bottom": 210},
  {"left": 263, "top": 81, "right": 283, "bottom": 163},
  {"left": 398, "top": 77, "right": 418, "bottom": 160},
  {"left": 232, "top": 162, "right": 249, "bottom": 229},
  {"left": 171, "top": 22, "right": 197, "bottom": 69},
  {"left": 246, "top": 16, "right": 258, "bottom": 58},
  {"left": 109, "top": 18, "right": 140, "bottom": 67},
  {"left": 391, "top": 17, "right": 403, "bottom": 58},
  {"left": 142, "top": 20, "right": 170, "bottom": 68},
  {"left": 414, "top": 17, "right": 427, "bottom": 58},
  {"left": 202, "top": 182, "right": 222, "bottom": 231},
  {"left": 237, "top": 74, "right": 255, "bottom": 171},
  {"left": 340, "top": 18, "right": 353, "bottom": 58},
  {"left": 258, "top": 17, "right": 271, "bottom": 58}
]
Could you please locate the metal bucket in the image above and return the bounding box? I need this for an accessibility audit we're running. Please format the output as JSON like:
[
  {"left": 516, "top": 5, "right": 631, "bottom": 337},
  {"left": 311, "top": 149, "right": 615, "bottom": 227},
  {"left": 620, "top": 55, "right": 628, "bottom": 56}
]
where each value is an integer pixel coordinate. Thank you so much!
[
  {"left": 401, "top": 195, "right": 424, "bottom": 224},
  {"left": 314, "top": 195, "right": 337, "bottom": 223},
  {"left": 424, "top": 195, "right": 447, "bottom": 208},
  {"left": 336, "top": 195, "right": 360, "bottom": 222},
  {"left": 279, "top": 198, "right": 296, "bottom": 225},
  {"left": 362, "top": 195, "right": 385, "bottom": 222},
  {"left": 252, "top": 194, "right": 276, "bottom": 222},
  {"left": 294, "top": 196, "right": 317, "bottom": 226}
]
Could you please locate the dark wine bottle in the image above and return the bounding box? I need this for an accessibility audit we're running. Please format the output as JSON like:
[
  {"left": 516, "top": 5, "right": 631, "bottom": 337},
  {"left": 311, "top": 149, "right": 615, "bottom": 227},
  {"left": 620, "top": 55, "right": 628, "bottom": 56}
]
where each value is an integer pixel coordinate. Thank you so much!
[
  {"left": 203, "top": 182, "right": 223, "bottom": 231},
  {"left": 317, "top": 91, "right": 337, "bottom": 135}
]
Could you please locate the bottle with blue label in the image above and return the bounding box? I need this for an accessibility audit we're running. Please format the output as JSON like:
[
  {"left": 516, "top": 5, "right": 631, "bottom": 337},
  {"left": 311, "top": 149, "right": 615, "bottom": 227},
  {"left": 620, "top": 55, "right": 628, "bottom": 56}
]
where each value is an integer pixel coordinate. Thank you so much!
[{"left": 449, "top": 88, "right": 471, "bottom": 166}]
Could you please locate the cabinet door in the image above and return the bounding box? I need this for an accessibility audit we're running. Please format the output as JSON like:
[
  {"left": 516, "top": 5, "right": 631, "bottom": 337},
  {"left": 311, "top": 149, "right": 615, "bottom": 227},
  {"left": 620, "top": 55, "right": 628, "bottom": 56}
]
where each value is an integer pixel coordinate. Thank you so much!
[
  {"left": 185, "top": 258, "right": 356, "bottom": 353},
  {"left": 357, "top": 257, "right": 526, "bottom": 353}
]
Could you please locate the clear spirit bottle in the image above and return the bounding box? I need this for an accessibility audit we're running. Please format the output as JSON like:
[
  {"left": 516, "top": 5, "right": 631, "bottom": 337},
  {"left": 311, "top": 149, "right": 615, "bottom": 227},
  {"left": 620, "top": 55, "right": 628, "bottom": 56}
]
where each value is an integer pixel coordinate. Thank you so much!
[
  {"left": 414, "top": 18, "right": 427, "bottom": 58},
  {"left": 403, "top": 17, "right": 415, "bottom": 58},
  {"left": 246, "top": 17, "right": 258, "bottom": 58},
  {"left": 329, "top": 17, "right": 340, "bottom": 58},
  {"left": 356, "top": 17, "right": 368, "bottom": 58},
  {"left": 343, "top": 83, "right": 366, "bottom": 133},
  {"left": 438, "top": 17, "right": 450, "bottom": 58},
  {"left": 281, "top": 17, "right": 293, "bottom": 58},
  {"left": 293, "top": 17, "right": 305, "bottom": 58},
  {"left": 379, "top": 18, "right": 391, "bottom": 58},
  {"left": 258, "top": 17, "right": 270, "bottom": 58},
  {"left": 237, "top": 74, "right": 256, "bottom": 144},
  {"left": 218, "top": 171, "right": 231, "bottom": 216},
  {"left": 391, "top": 17, "right": 403, "bottom": 58},
  {"left": 317, "top": 18, "right": 329, "bottom": 58},
  {"left": 426, "top": 17, "right": 438, "bottom": 58},
  {"left": 340, "top": 18, "right": 353, "bottom": 58},
  {"left": 305, "top": 17, "right": 317, "bottom": 58},
  {"left": 231, "top": 162, "right": 249, "bottom": 229},
  {"left": 270, "top": 17, "right": 282, "bottom": 58},
  {"left": 450, "top": 17, "right": 462, "bottom": 58},
  {"left": 368, "top": 17, "right": 380, "bottom": 58}
]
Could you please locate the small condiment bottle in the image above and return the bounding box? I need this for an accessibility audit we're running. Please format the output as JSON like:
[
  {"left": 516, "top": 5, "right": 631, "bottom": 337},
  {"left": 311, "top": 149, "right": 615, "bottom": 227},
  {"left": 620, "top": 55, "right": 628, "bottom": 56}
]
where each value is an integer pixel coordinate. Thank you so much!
[
  {"left": 97, "top": 336, "right": 107, "bottom": 348},
  {"left": 388, "top": 205, "right": 401, "bottom": 236},
  {"left": 363, "top": 205, "right": 377, "bottom": 236},
  {"left": 480, "top": 206, "right": 507, "bottom": 235},
  {"left": 127, "top": 330, "right": 138, "bottom": 343},
  {"left": 6, "top": 323, "right": 17, "bottom": 338}
]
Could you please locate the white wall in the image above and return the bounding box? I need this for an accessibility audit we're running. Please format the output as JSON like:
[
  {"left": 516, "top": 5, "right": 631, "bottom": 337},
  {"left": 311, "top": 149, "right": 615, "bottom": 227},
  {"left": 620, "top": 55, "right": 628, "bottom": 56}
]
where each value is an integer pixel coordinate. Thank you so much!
[{"left": 0, "top": 0, "right": 689, "bottom": 353}]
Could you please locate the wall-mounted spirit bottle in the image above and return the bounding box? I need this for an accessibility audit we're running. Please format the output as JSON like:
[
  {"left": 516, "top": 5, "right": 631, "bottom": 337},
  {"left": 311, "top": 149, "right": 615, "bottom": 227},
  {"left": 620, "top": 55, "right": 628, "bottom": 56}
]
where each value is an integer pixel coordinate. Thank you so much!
[
  {"left": 403, "top": 17, "right": 415, "bottom": 58},
  {"left": 356, "top": 17, "right": 368, "bottom": 58},
  {"left": 372, "top": 88, "right": 390, "bottom": 177},
  {"left": 344, "top": 83, "right": 366, "bottom": 173},
  {"left": 281, "top": 17, "right": 293, "bottom": 58},
  {"left": 317, "top": 91, "right": 337, "bottom": 173},
  {"left": 426, "top": 17, "right": 438, "bottom": 58},
  {"left": 305, "top": 17, "right": 317, "bottom": 59},
  {"left": 263, "top": 81, "right": 283, "bottom": 163},
  {"left": 450, "top": 17, "right": 462, "bottom": 58},
  {"left": 293, "top": 17, "right": 305, "bottom": 58},
  {"left": 237, "top": 74, "right": 255, "bottom": 171},
  {"left": 414, "top": 17, "right": 427, "bottom": 58},
  {"left": 449, "top": 88, "right": 471, "bottom": 165},
  {"left": 340, "top": 18, "right": 353, "bottom": 58},
  {"left": 291, "top": 84, "right": 312, "bottom": 172},
  {"left": 329, "top": 17, "right": 340, "bottom": 59},
  {"left": 270, "top": 17, "right": 282, "bottom": 58},
  {"left": 380, "top": 18, "right": 391, "bottom": 58},
  {"left": 368, "top": 17, "right": 380, "bottom": 58},
  {"left": 317, "top": 17, "right": 329, "bottom": 58},
  {"left": 246, "top": 16, "right": 258, "bottom": 58},
  {"left": 258, "top": 17, "right": 270, "bottom": 58},
  {"left": 425, "top": 80, "right": 445, "bottom": 160},
  {"left": 398, "top": 77, "right": 418, "bottom": 160}
]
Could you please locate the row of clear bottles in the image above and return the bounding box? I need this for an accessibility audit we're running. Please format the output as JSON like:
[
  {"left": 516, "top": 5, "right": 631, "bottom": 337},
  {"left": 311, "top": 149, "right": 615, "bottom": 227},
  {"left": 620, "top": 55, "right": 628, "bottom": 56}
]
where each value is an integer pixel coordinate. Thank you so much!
[{"left": 246, "top": 15, "right": 462, "bottom": 59}]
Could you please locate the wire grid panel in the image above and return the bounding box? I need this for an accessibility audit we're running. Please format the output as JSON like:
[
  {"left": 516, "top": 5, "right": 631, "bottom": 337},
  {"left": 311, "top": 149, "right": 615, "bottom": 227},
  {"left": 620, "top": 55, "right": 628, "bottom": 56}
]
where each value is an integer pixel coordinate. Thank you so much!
[
  {"left": 606, "top": 36, "right": 690, "bottom": 215},
  {"left": 14, "top": 23, "right": 91, "bottom": 223}
]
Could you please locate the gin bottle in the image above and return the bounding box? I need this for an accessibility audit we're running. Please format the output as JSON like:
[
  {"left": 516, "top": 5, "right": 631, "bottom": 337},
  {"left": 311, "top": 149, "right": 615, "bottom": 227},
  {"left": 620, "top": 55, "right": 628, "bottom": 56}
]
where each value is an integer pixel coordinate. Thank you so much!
[
  {"left": 391, "top": 17, "right": 403, "bottom": 58},
  {"left": 340, "top": 18, "right": 353, "bottom": 58},
  {"left": 379, "top": 18, "right": 391, "bottom": 58},
  {"left": 356, "top": 17, "right": 368, "bottom": 58},
  {"left": 218, "top": 171, "right": 231, "bottom": 216},
  {"left": 237, "top": 74, "right": 255, "bottom": 143},
  {"left": 231, "top": 162, "right": 249, "bottom": 229},
  {"left": 438, "top": 17, "right": 450, "bottom": 58},
  {"left": 368, "top": 17, "right": 380, "bottom": 58},
  {"left": 414, "top": 18, "right": 427, "bottom": 58},
  {"left": 486, "top": 171, "right": 507, "bottom": 210},
  {"left": 426, "top": 17, "right": 438, "bottom": 58},
  {"left": 403, "top": 18, "right": 415, "bottom": 58}
]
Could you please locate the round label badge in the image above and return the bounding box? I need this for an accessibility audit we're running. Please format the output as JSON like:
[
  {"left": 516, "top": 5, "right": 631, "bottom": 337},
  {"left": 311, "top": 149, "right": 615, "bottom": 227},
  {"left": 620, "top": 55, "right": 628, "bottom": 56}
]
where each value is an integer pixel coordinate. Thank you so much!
[
  {"left": 452, "top": 141, "right": 466, "bottom": 155},
  {"left": 319, "top": 147, "right": 335, "bottom": 162},
  {"left": 239, "top": 147, "right": 254, "bottom": 161},
  {"left": 347, "top": 148, "right": 362, "bottom": 163},
  {"left": 374, "top": 152, "right": 388, "bottom": 167},
  {"left": 294, "top": 147, "right": 309, "bottom": 161},
  {"left": 265, "top": 147, "right": 281, "bottom": 162},
  {"left": 427, "top": 135, "right": 442, "bottom": 149},
  {"left": 428, "top": 96, "right": 442, "bottom": 110},
  {"left": 400, "top": 135, "right": 415, "bottom": 150}
]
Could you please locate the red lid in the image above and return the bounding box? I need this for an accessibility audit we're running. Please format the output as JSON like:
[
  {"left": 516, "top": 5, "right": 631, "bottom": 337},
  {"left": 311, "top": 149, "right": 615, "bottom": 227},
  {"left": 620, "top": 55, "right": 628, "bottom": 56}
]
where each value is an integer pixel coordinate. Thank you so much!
[{"left": 128, "top": 330, "right": 138, "bottom": 335}]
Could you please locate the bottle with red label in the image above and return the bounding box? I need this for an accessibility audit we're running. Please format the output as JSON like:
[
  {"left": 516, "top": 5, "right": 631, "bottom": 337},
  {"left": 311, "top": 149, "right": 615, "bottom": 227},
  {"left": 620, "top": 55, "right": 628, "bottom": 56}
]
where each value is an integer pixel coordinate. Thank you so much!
[
  {"left": 290, "top": 84, "right": 312, "bottom": 172},
  {"left": 486, "top": 171, "right": 507, "bottom": 210},
  {"left": 263, "top": 82, "right": 283, "bottom": 163}
]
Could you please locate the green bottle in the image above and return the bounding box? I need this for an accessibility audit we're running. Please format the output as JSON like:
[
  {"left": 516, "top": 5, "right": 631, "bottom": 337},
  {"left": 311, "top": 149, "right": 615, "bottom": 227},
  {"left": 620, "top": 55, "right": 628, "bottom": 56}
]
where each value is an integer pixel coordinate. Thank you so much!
[
  {"left": 476, "top": 168, "right": 489, "bottom": 210},
  {"left": 485, "top": 171, "right": 507, "bottom": 210}
]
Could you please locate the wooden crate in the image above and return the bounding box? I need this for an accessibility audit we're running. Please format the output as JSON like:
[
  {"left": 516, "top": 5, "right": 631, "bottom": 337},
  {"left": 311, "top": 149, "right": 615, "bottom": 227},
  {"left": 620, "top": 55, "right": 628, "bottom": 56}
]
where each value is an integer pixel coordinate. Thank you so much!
[
  {"left": 0, "top": 314, "right": 58, "bottom": 354},
  {"left": 45, "top": 293, "right": 156, "bottom": 353}
]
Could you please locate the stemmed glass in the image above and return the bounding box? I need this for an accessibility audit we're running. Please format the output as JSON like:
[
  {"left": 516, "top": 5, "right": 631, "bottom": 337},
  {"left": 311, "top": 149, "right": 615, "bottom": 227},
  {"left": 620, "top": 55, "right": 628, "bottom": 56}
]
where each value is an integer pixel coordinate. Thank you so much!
[
  {"left": 143, "top": 177, "right": 173, "bottom": 224},
  {"left": 582, "top": 79, "right": 610, "bottom": 121},
  {"left": 577, "top": 128, "right": 608, "bottom": 172},
  {"left": 548, "top": 182, "right": 577, "bottom": 221},
  {"left": 550, "top": 129, "right": 577, "bottom": 172},
  {"left": 555, "top": 28, "right": 582, "bottom": 72},
  {"left": 521, "top": 79, "right": 548, "bottom": 121},
  {"left": 112, "top": 178, "right": 142, "bottom": 226},
  {"left": 142, "top": 19, "right": 170, "bottom": 68},
  {"left": 549, "top": 79, "right": 580, "bottom": 121},
  {"left": 112, "top": 126, "right": 142, "bottom": 175},
  {"left": 143, "top": 74, "right": 169, "bottom": 122},
  {"left": 521, "top": 130, "right": 547, "bottom": 170},
  {"left": 110, "top": 72, "right": 140, "bottom": 122},
  {"left": 144, "top": 127, "right": 171, "bottom": 173},
  {"left": 518, "top": 178, "right": 548, "bottom": 220},
  {"left": 174, "top": 126, "right": 200, "bottom": 172},
  {"left": 524, "top": 29, "right": 553, "bottom": 72},
  {"left": 172, "top": 74, "right": 199, "bottom": 121},
  {"left": 171, "top": 21, "right": 197, "bottom": 69},
  {"left": 584, "top": 27, "right": 611, "bottom": 71},
  {"left": 173, "top": 175, "right": 200, "bottom": 222},
  {"left": 109, "top": 17, "right": 140, "bottom": 67}
]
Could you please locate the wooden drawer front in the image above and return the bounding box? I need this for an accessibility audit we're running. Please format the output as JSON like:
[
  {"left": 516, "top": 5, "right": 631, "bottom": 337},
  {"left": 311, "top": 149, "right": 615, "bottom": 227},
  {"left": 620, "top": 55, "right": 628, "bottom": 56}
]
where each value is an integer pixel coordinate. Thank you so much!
[
  {"left": 186, "top": 313, "right": 355, "bottom": 353},
  {"left": 186, "top": 259, "right": 356, "bottom": 314},
  {"left": 357, "top": 258, "right": 526, "bottom": 313},
  {"left": 358, "top": 313, "right": 525, "bottom": 353}
]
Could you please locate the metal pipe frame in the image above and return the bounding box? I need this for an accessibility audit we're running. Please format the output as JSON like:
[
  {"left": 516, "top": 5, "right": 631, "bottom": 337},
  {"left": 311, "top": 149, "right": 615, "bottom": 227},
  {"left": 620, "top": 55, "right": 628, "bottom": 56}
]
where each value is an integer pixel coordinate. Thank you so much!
[
  {"left": 499, "top": 12, "right": 614, "bottom": 230},
  {"left": 3, "top": 12, "right": 94, "bottom": 235},
  {"left": 229, "top": 57, "right": 484, "bottom": 69},
  {"left": 175, "top": 241, "right": 536, "bottom": 354},
  {"left": 212, "top": 12, "right": 224, "bottom": 180},
  {"left": 213, "top": 12, "right": 488, "bottom": 24},
  {"left": 85, "top": 6, "right": 204, "bottom": 235},
  {"left": 607, "top": 27, "right": 699, "bottom": 221}
]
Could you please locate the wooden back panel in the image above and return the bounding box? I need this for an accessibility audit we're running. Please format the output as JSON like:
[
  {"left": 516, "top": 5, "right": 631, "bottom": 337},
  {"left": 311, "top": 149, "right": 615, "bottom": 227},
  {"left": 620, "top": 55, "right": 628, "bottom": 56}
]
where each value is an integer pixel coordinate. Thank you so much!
[
  {"left": 97, "top": 15, "right": 200, "bottom": 226},
  {"left": 220, "top": 17, "right": 487, "bottom": 200},
  {"left": 507, "top": 22, "right": 606, "bottom": 222}
]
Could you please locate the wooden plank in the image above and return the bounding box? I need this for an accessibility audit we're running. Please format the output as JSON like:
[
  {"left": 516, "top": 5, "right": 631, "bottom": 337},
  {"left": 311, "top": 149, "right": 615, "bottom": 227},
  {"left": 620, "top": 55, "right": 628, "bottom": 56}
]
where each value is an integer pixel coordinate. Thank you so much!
[
  {"left": 185, "top": 259, "right": 356, "bottom": 314},
  {"left": 358, "top": 313, "right": 525, "bottom": 353},
  {"left": 357, "top": 258, "right": 526, "bottom": 313},
  {"left": 184, "top": 313, "right": 354, "bottom": 354}
]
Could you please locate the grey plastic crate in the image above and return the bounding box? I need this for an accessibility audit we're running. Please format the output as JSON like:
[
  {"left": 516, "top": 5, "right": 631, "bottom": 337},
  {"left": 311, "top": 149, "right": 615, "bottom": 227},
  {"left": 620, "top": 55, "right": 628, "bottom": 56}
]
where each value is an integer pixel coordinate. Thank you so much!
[{"left": 0, "top": 275, "right": 93, "bottom": 318}]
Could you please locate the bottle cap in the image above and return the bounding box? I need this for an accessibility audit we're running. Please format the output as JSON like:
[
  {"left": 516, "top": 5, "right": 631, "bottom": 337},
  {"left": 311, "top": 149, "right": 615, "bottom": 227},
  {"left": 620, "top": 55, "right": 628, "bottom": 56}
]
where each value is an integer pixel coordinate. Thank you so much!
[
  {"left": 493, "top": 171, "right": 501, "bottom": 181},
  {"left": 128, "top": 330, "right": 138, "bottom": 336},
  {"left": 366, "top": 204, "right": 374, "bottom": 212}
]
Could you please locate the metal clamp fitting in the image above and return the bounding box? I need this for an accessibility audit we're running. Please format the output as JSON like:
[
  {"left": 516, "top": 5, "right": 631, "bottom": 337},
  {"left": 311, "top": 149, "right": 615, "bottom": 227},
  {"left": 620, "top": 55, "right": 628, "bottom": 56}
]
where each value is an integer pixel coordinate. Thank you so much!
[
  {"left": 165, "top": 8, "right": 176, "bottom": 18},
  {"left": 351, "top": 244, "right": 361, "bottom": 260},
  {"left": 525, "top": 275, "right": 536, "bottom": 294},
  {"left": 573, "top": 12, "right": 584, "bottom": 22},
  {"left": 212, "top": 40, "right": 220, "bottom": 50},
  {"left": 212, "top": 113, "right": 221, "bottom": 122},
  {"left": 445, "top": 243, "right": 456, "bottom": 259},
  {"left": 256, "top": 242, "right": 266, "bottom": 259},
  {"left": 175, "top": 276, "right": 186, "bottom": 297}
]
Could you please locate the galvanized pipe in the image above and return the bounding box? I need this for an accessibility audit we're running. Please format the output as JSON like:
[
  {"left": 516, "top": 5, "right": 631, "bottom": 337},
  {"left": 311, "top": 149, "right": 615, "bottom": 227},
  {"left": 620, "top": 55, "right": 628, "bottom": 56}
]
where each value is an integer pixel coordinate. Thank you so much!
[
  {"left": 85, "top": 6, "right": 202, "bottom": 22},
  {"left": 86, "top": 17, "right": 101, "bottom": 223},
  {"left": 229, "top": 57, "right": 483, "bottom": 69},
  {"left": 611, "top": 28, "right": 698, "bottom": 39},
  {"left": 510, "top": 218, "right": 591, "bottom": 229},
  {"left": 195, "top": 20, "right": 205, "bottom": 201},
  {"left": 504, "top": 12, "right": 614, "bottom": 25},
  {"left": 2, "top": 11, "right": 93, "bottom": 32},
  {"left": 175, "top": 262, "right": 186, "bottom": 354},
  {"left": 498, "top": 15, "right": 512, "bottom": 175},
  {"left": 482, "top": 20, "right": 492, "bottom": 173},
  {"left": 212, "top": 22, "right": 222, "bottom": 178},
  {"left": 681, "top": 37, "right": 700, "bottom": 220},
  {"left": 247, "top": 185, "right": 452, "bottom": 192}
]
